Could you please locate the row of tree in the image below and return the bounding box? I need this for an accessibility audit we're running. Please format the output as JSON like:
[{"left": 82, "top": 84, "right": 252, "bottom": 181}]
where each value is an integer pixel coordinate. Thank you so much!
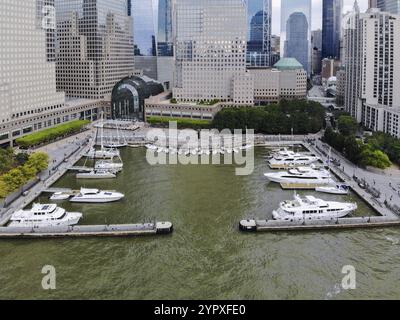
[
  {"left": 0, "top": 152, "right": 49, "bottom": 198},
  {"left": 323, "top": 115, "right": 393, "bottom": 169},
  {"left": 211, "top": 99, "right": 326, "bottom": 134}
]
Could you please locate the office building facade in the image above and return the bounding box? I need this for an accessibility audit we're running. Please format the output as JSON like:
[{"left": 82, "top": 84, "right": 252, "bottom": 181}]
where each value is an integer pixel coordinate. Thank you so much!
[
  {"left": 343, "top": 7, "right": 400, "bottom": 137},
  {"left": 246, "top": 0, "right": 272, "bottom": 67},
  {"left": 281, "top": 0, "right": 312, "bottom": 74},
  {"left": 322, "top": 0, "right": 343, "bottom": 60},
  {"left": 173, "top": 0, "right": 253, "bottom": 105},
  {"left": 55, "top": 0, "right": 135, "bottom": 99}
]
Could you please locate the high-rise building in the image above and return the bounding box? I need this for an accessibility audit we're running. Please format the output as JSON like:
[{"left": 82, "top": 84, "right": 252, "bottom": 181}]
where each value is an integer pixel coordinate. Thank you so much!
[
  {"left": 158, "top": 0, "right": 174, "bottom": 57},
  {"left": 343, "top": 7, "right": 400, "bottom": 137},
  {"left": 133, "top": 0, "right": 157, "bottom": 57},
  {"left": 55, "top": 0, "right": 135, "bottom": 99},
  {"left": 0, "top": 0, "right": 65, "bottom": 146},
  {"left": 322, "top": 0, "right": 343, "bottom": 60},
  {"left": 284, "top": 12, "right": 309, "bottom": 74},
  {"left": 281, "top": 0, "right": 312, "bottom": 74},
  {"left": 377, "top": 0, "right": 400, "bottom": 14},
  {"left": 173, "top": 0, "right": 254, "bottom": 105},
  {"left": 246, "top": 0, "right": 272, "bottom": 67}
]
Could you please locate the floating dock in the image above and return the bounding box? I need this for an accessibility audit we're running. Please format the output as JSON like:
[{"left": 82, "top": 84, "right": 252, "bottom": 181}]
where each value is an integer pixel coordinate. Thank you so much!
[
  {"left": 239, "top": 217, "right": 400, "bottom": 233},
  {"left": 0, "top": 222, "right": 173, "bottom": 239}
]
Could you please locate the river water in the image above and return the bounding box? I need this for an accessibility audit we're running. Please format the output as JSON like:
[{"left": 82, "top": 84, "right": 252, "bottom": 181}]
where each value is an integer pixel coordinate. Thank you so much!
[{"left": 0, "top": 148, "right": 399, "bottom": 299}]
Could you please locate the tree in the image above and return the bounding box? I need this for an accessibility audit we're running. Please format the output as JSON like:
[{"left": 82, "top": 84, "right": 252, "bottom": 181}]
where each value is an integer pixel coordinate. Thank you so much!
[
  {"left": 338, "top": 116, "right": 358, "bottom": 136},
  {"left": 26, "top": 152, "right": 49, "bottom": 173},
  {"left": 360, "top": 147, "right": 392, "bottom": 169},
  {"left": 2, "top": 168, "right": 27, "bottom": 193}
]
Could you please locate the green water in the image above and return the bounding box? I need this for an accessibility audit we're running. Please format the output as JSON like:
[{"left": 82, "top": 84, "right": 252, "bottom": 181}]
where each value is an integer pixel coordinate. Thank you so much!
[{"left": 0, "top": 148, "right": 399, "bottom": 300}]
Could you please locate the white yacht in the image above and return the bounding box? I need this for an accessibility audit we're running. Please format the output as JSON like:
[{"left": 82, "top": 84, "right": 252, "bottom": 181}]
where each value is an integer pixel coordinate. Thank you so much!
[
  {"left": 316, "top": 184, "right": 350, "bottom": 195},
  {"left": 50, "top": 192, "right": 71, "bottom": 201},
  {"left": 85, "top": 148, "right": 120, "bottom": 159},
  {"left": 268, "top": 153, "right": 320, "bottom": 169},
  {"left": 95, "top": 160, "right": 123, "bottom": 172},
  {"left": 76, "top": 170, "right": 116, "bottom": 180},
  {"left": 9, "top": 204, "right": 82, "bottom": 228},
  {"left": 264, "top": 166, "right": 334, "bottom": 187},
  {"left": 272, "top": 194, "right": 357, "bottom": 221},
  {"left": 70, "top": 188, "right": 125, "bottom": 203}
]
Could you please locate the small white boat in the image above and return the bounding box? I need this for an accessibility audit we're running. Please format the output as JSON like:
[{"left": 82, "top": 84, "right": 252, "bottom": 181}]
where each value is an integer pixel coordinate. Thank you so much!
[
  {"left": 272, "top": 194, "right": 357, "bottom": 221},
  {"left": 70, "top": 188, "right": 125, "bottom": 203},
  {"left": 315, "top": 184, "right": 350, "bottom": 195},
  {"left": 76, "top": 170, "right": 116, "bottom": 180},
  {"left": 9, "top": 204, "right": 82, "bottom": 228},
  {"left": 50, "top": 192, "right": 71, "bottom": 201},
  {"left": 95, "top": 160, "right": 123, "bottom": 172},
  {"left": 145, "top": 144, "right": 157, "bottom": 150}
]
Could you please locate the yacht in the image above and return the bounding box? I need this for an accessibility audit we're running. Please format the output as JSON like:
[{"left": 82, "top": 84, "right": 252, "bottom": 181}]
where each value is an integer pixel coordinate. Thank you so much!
[
  {"left": 85, "top": 148, "right": 120, "bottom": 159},
  {"left": 50, "top": 192, "right": 71, "bottom": 201},
  {"left": 264, "top": 166, "right": 335, "bottom": 186},
  {"left": 272, "top": 194, "right": 357, "bottom": 221},
  {"left": 95, "top": 160, "right": 123, "bottom": 172},
  {"left": 70, "top": 188, "right": 125, "bottom": 203},
  {"left": 9, "top": 204, "right": 82, "bottom": 228},
  {"left": 268, "top": 154, "right": 320, "bottom": 169},
  {"left": 76, "top": 170, "right": 116, "bottom": 180},
  {"left": 315, "top": 184, "right": 350, "bottom": 195}
]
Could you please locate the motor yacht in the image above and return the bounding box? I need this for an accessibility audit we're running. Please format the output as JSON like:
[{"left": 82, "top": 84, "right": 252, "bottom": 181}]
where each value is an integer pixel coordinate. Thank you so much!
[
  {"left": 264, "top": 166, "right": 334, "bottom": 186},
  {"left": 315, "top": 184, "right": 350, "bottom": 195},
  {"left": 268, "top": 154, "right": 320, "bottom": 169},
  {"left": 272, "top": 194, "right": 357, "bottom": 221},
  {"left": 9, "top": 204, "right": 82, "bottom": 228},
  {"left": 76, "top": 170, "right": 116, "bottom": 180},
  {"left": 70, "top": 188, "right": 125, "bottom": 203},
  {"left": 50, "top": 192, "right": 71, "bottom": 201}
]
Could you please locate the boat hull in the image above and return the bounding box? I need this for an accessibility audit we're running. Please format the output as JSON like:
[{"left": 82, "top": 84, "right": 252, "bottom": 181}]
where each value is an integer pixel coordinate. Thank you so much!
[{"left": 70, "top": 196, "right": 123, "bottom": 203}]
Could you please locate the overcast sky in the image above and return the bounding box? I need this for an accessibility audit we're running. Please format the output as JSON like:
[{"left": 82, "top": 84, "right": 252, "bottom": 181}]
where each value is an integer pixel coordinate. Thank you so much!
[{"left": 271, "top": 0, "right": 368, "bottom": 34}]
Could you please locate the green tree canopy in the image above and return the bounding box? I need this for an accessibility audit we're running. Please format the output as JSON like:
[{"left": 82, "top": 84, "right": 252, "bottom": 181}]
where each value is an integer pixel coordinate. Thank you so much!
[{"left": 338, "top": 116, "right": 358, "bottom": 136}]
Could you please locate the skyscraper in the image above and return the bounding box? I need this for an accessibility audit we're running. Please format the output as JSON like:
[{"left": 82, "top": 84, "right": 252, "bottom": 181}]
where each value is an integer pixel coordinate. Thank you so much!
[
  {"left": 55, "top": 0, "right": 135, "bottom": 99},
  {"left": 246, "top": 0, "right": 272, "bottom": 67},
  {"left": 0, "top": 0, "right": 62, "bottom": 145},
  {"left": 284, "top": 12, "right": 309, "bottom": 74},
  {"left": 377, "top": 0, "right": 400, "bottom": 14},
  {"left": 281, "top": 0, "right": 312, "bottom": 74},
  {"left": 158, "top": 0, "right": 174, "bottom": 57},
  {"left": 133, "top": 0, "right": 157, "bottom": 56},
  {"left": 322, "top": 0, "right": 343, "bottom": 60},
  {"left": 173, "top": 0, "right": 253, "bottom": 105},
  {"left": 343, "top": 7, "right": 400, "bottom": 137}
]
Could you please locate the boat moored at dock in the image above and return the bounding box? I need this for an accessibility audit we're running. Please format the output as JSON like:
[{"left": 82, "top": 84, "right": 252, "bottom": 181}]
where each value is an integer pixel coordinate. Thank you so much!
[
  {"left": 9, "top": 204, "right": 82, "bottom": 228},
  {"left": 70, "top": 188, "right": 125, "bottom": 203},
  {"left": 264, "top": 166, "right": 334, "bottom": 188},
  {"left": 315, "top": 184, "right": 350, "bottom": 195},
  {"left": 272, "top": 194, "right": 357, "bottom": 221}
]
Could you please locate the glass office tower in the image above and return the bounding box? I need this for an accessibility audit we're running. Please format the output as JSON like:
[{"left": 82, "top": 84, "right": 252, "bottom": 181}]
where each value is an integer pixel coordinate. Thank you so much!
[
  {"left": 377, "top": 0, "right": 400, "bottom": 14},
  {"left": 133, "top": 0, "right": 157, "bottom": 56},
  {"left": 281, "top": 0, "right": 312, "bottom": 74},
  {"left": 158, "top": 0, "right": 174, "bottom": 56},
  {"left": 284, "top": 12, "right": 309, "bottom": 73},
  {"left": 322, "top": 0, "right": 342, "bottom": 60},
  {"left": 247, "top": 0, "right": 272, "bottom": 67}
]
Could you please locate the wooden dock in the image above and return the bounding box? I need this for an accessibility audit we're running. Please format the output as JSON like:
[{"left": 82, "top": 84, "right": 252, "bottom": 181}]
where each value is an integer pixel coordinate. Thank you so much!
[{"left": 0, "top": 222, "right": 173, "bottom": 239}]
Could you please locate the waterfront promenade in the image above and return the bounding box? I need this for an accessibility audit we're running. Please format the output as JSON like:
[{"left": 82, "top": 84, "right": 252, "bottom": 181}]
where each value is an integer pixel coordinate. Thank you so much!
[
  {"left": 306, "top": 138, "right": 400, "bottom": 218},
  {"left": 0, "top": 130, "right": 94, "bottom": 226}
]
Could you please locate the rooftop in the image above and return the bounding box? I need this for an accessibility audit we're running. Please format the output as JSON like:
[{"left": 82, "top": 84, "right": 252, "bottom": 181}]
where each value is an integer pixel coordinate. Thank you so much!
[{"left": 274, "top": 58, "right": 304, "bottom": 71}]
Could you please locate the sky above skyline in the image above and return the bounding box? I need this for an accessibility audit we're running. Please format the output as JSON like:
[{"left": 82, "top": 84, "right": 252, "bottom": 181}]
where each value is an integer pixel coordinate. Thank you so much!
[{"left": 271, "top": 0, "right": 368, "bottom": 34}]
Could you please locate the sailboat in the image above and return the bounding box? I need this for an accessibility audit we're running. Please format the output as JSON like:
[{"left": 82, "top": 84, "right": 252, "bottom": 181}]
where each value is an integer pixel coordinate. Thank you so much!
[
  {"left": 85, "top": 112, "right": 120, "bottom": 159},
  {"left": 103, "top": 121, "right": 128, "bottom": 148},
  {"left": 77, "top": 121, "right": 117, "bottom": 180}
]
